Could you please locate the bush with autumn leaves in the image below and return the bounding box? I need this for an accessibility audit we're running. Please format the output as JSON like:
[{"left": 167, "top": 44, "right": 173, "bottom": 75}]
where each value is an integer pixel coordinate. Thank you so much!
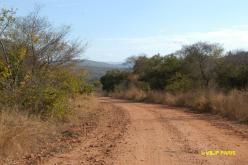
[{"left": 0, "top": 8, "right": 91, "bottom": 118}]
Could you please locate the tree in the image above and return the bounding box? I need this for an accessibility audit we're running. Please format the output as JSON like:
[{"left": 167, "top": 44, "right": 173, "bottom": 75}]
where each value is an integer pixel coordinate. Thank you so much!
[
  {"left": 0, "top": 8, "right": 88, "bottom": 117},
  {"left": 0, "top": 8, "right": 84, "bottom": 89},
  {"left": 100, "top": 70, "right": 127, "bottom": 92},
  {"left": 124, "top": 56, "right": 139, "bottom": 69},
  {"left": 215, "top": 52, "right": 248, "bottom": 90},
  {"left": 132, "top": 54, "right": 183, "bottom": 90},
  {"left": 180, "top": 42, "right": 223, "bottom": 87},
  {"left": 0, "top": 8, "right": 15, "bottom": 87},
  {"left": 0, "top": 8, "right": 15, "bottom": 65}
]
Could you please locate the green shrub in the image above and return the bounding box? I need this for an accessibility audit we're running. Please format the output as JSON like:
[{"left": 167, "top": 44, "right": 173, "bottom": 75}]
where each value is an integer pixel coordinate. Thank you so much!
[
  {"left": 100, "top": 70, "right": 127, "bottom": 92},
  {"left": 215, "top": 62, "right": 248, "bottom": 90},
  {"left": 19, "top": 84, "right": 68, "bottom": 118},
  {"left": 80, "top": 84, "right": 94, "bottom": 95},
  {"left": 165, "top": 73, "right": 192, "bottom": 92},
  {"left": 0, "top": 66, "right": 94, "bottom": 119}
]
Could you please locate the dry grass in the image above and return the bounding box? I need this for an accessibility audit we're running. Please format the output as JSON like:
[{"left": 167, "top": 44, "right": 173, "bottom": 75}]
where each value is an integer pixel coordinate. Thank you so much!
[
  {"left": 0, "top": 109, "right": 57, "bottom": 163},
  {"left": 209, "top": 90, "right": 248, "bottom": 121},
  {"left": 0, "top": 95, "right": 102, "bottom": 164},
  {"left": 112, "top": 88, "right": 248, "bottom": 122},
  {"left": 113, "top": 88, "right": 146, "bottom": 102}
]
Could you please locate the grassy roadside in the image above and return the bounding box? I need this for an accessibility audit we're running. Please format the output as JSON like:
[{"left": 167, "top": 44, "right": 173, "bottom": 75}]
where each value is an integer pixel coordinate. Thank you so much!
[
  {"left": 111, "top": 88, "right": 248, "bottom": 123},
  {"left": 0, "top": 95, "right": 111, "bottom": 164}
]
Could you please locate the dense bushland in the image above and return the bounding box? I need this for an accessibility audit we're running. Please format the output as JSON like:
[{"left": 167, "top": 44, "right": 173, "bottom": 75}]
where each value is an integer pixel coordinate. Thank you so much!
[
  {"left": 101, "top": 42, "right": 248, "bottom": 122},
  {"left": 0, "top": 8, "right": 93, "bottom": 118}
]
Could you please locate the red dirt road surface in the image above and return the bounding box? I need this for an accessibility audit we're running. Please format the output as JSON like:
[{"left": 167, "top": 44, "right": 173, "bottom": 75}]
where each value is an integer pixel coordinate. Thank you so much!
[
  {"left": 45, "top": 97, "right": 248, "bottom": 165},
  {"left": 100, "top": 97, "right": 248, "bottom": 165}
]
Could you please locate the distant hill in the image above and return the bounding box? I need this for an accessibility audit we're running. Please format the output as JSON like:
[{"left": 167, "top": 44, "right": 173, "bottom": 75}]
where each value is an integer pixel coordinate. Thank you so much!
[
  {"left": 76, "top": 60, "right": 128, "bottom": 80},
  {"left": 77, "top": 60, "right": 127, "bottom": 69}
]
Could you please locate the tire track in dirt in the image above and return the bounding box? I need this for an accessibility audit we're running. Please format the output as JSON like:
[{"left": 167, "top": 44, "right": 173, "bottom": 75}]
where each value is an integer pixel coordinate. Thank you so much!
[
  {"left": 41, "top": 97, "right": 248, "bottom": 165},
  {"left": 100, "top": 97, "right": 248, "bottom": 165}
]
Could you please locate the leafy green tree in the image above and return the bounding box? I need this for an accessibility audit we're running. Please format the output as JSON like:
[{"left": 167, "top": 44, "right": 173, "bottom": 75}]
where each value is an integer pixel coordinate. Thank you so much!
[
  {"left": 101, "top": 42, "right": 248, "bottom": 94},
  {"left": 100, "top": 70, "right": 127, "bottom": 92},
  {"left": 215, "top": 60, "right": 248, "bottom": 90},
  {"left": 133, "top": 54, "right": 183, "bottom": 90},
  {"left": 180, "top": 42, "right": 223, "bottom": 87}
]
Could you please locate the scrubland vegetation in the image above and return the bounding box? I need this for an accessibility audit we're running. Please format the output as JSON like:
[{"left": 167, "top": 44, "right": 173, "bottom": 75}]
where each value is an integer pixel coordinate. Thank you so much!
[
  {"left": 1, "top": 4, "right": 248, "bottom": 163},
  {"left": 101, "top": 42, "right": 248, "bottom": 122},
  {"left": 0, "top": 8, "right": 96, "bottom": 163}
]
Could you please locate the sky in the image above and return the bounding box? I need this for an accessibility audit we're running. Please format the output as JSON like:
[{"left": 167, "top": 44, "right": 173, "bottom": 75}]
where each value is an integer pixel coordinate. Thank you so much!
[{"left": 1, "top": 0, "right": 248, "bottom": 62}]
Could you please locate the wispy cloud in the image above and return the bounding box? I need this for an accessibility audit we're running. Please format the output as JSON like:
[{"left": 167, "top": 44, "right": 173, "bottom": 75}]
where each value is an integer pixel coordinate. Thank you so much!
[
  {"left": 90, "top": 26, "right": 248, "bottom": 62},
  {"left": 96, "top": 26, "right": 248, "bottom": 54},
  {"left": 180, "top": 28, "right": 248, "bottom": 49}
]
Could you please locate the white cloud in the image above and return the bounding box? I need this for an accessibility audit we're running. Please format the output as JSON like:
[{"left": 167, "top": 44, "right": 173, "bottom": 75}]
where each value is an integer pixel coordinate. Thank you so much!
[
  {"left": 179, "top": 28, "right": 248, "bottom": 50},
  {"left": 97, "top": 26, "right": 248, "bottom": 53},
  {"left": 88, "top": 26, "right": 248, "bottom": 62}
]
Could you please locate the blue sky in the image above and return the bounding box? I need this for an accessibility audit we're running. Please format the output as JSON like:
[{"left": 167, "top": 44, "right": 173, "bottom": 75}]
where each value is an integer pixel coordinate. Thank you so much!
[{"left": 1, "top": 0, "right": 248, "bottom": 62}]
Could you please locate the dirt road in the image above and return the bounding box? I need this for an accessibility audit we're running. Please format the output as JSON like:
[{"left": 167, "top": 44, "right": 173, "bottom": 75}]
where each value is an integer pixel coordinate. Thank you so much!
[
  {"left": 44, "top": 97, "right": 248, "bottom": 165},
  {"left": 100, "top": 97, "right": 248, "bottom": 165}
]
